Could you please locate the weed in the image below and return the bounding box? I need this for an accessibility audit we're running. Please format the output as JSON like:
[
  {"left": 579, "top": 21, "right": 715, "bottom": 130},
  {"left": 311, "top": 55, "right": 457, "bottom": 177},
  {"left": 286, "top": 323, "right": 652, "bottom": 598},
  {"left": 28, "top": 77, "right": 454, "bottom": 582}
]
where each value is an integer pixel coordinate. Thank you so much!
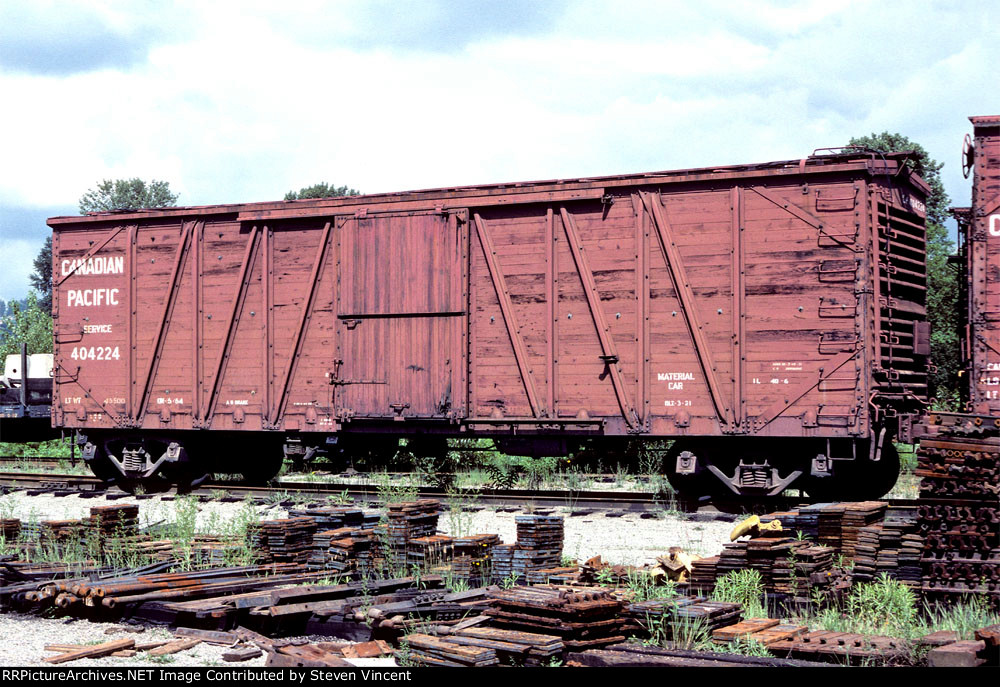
[
  {"left": 326, "top": 490, "right": 352, "bottom": 506},
  {"left": 500, "top": 572, "right": 521, "bottom": 589},
  {"left": 712, "top": 569, "right": 766, "bottom": 618},
  {"left": 847, "top": 574, "right": 916, "bottom": 636},
  {"left": 712, "top": 637, "right": 772, "bottom": 657},
  {"left": 668, "top": 615, "right": 713, "bottom": 651},
  {"left": 520, "top": 457, "right": 557, "bottom": 490},
  {"left": 395, "top": 637, "right": 416, "bottom": 667},
  {"left": 374, "top": 471, "right": 418, "bottom": 505},
  {"left": 444, "top": 486, "right": 480, "bottom": 538},
  {"left": 919, "top": 596, "right": 1000, "bottom": 638},
  {"left": 626, "top": 570, "right": 678, "bottom": 603}
]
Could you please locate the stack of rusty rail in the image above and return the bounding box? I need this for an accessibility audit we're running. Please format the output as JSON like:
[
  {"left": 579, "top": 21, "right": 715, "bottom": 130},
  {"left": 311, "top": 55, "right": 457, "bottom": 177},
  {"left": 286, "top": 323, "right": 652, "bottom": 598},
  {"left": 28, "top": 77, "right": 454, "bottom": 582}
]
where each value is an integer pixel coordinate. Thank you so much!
[
  {"left": 138, "top": 573, "right": 436, "bottom": 628},
  {"left": 407, "top": 534, "right": 453, "bottom": 570},
  {"left": 452, "top": 533, "right": 501, "bottom": 584},
  {"left": 495, "top": 515, "right": 563, "bottom": 583},
  {"left": 86, "top": 504, "right": 139, "bottom": 541},
  {"left": 689, "top": 555, "right": 718, "bottom": 594},
  {"left": 710, "top": 617, "right": 807, "bottom": 648},
  {"left": 839, "top": 502, "right": 889, "bottom": 559},
  {"left": 300, "top": 577, "right": 507, "bottom": 639},
  {"left": 0, "top": 518, "right": 20, "bottom": 542},
  {"left": 851, "top": 509, "right": 922, "bottom": 589},
  {"left": 21, "top": 562, "right": 313, "bottom": 612},
  {"left": 916, "top": 423, "right": 1000, "bottom": 603},
  {"left": 249, "top": 517, "right": 317, "bottom": 564},
  {"left": 354, "top": 586, "right": 496, "bottom": 634},
  {"left": 402, "top": 626, "right": 565, "bottom": 667},
  {"left": 309, "top": 525, "right": 376, "bottom": 574},
  {"left": 132, "top": 535, "right": 247, "bottom": 566},
  {"left": 767, "top": 629, "right": 912, "bottom": 665},
  {"left": 382, "top": 500, "right": 442, "bottom": 570},
  {"left": 484, "top": 585, "right": 626, "bottom": 649},
  {"left": 526, "top": 566, "right": 580, "bottom": 585},
  {"left": 287, "top": 505, "right": 375, "bottom": 530},
  {"left": 625, "top": 596, "right": 742, "bottom": 638},
  {"left": 0, "top": 560, "right": 109, "bottom": 610},
  {"left": 919, "top": 502, "right": 1000, "bottom": 600}
]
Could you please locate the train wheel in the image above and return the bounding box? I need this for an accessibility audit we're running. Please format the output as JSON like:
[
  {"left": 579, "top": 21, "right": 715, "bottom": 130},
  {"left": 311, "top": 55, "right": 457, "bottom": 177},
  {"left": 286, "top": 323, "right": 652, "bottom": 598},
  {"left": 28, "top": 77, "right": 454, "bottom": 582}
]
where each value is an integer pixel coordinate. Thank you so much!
[
  {"left": 241, "top": 451, "right": 285, "bottom": 486},
  {"left": 662, "top": 440, "right": 711, "bottom": 501},
  {"left": 805, "top": 440, "right": 900, "bottom": 501},
  {"left": 85, "top": 451, "right": 120, "bottom": 483}
]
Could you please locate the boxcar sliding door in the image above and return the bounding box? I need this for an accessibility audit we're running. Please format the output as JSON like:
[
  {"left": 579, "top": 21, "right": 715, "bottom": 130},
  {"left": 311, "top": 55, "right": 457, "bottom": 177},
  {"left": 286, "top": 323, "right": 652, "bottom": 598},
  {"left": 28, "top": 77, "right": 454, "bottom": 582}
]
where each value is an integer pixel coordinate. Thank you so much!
[{"left": 334, "top": 209, "right": 468, "bottom": 419}]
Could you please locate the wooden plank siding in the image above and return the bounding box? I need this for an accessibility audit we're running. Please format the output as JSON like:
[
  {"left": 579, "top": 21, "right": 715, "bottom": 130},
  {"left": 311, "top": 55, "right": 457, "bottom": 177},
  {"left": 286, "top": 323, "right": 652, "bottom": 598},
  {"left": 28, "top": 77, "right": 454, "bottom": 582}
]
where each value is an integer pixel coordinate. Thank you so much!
[{"left": 49, "top": 152, "right": 929, "bottom": 440}]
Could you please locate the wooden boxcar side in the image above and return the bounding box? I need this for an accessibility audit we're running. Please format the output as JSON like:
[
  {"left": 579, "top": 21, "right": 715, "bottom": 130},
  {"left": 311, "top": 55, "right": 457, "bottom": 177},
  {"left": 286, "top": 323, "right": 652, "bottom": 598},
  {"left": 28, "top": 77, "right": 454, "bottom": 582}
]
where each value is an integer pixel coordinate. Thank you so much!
[
  {"left": 958, "top": 116, "right": 1000, "bottom": 415},
  {"left": 48, "top": 151, "right": 929, "bottom": 495}
]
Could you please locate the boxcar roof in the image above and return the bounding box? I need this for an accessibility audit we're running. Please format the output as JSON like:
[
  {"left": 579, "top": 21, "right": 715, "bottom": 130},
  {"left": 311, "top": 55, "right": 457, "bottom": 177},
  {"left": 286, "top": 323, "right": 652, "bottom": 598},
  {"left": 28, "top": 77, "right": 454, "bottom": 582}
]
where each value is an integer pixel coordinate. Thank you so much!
[{"left": 49, "top": 150, "right": 927, "bottom": 227}]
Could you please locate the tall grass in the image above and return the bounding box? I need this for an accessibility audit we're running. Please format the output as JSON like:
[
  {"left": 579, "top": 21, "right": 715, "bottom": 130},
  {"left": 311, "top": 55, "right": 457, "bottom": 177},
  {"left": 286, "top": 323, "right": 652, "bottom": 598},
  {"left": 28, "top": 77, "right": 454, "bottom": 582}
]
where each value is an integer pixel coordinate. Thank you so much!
[{"left": 712, "top": 569, "right": 767, "bottom": 618}]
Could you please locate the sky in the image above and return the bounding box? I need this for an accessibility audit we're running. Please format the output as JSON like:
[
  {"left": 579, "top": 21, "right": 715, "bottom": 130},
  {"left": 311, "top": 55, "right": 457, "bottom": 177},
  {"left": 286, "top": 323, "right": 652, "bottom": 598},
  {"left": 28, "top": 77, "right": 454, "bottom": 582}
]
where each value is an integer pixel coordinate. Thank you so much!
[{"left": 0, "top": 0, "right": 996, "bottom": 301}]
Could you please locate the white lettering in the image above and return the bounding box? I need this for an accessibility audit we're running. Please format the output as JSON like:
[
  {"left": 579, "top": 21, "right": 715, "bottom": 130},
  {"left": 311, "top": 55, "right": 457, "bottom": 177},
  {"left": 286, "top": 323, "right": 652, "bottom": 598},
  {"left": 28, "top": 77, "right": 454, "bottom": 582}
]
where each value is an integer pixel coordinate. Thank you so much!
[
  {"left": 67, "top": 288, "right": 120, "bottom": 307},
  {"left": 657, "top": 372, "right": 695, "bottom": 381},
  {"left": 990, "top": 214, "right": 1000, "bottom": 237},
  {"left": 60, "top": 255, "right": 125, "bottom": 276},
  {"left": 83, "top": 324, "right": 113, "bottom": 334}
]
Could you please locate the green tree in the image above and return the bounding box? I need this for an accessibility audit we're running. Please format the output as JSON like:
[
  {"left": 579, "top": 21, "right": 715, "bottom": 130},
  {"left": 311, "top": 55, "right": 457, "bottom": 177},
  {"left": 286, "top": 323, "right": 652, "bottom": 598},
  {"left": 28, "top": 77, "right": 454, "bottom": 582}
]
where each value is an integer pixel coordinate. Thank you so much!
[
  {"left": 78, "top": 178, "right": 179, "bottom": 213},
  {"left": 848, "top": 132, "right": 958, "bottom": 404},
  {"left": 0, "top": 292, "right": 52, "bottom": 359},
  {"left": 29, "top": 236, "right": 53, "bottom": 314},
  {"left": 284, "top": 182, "right": 360, "bottom": 200}
]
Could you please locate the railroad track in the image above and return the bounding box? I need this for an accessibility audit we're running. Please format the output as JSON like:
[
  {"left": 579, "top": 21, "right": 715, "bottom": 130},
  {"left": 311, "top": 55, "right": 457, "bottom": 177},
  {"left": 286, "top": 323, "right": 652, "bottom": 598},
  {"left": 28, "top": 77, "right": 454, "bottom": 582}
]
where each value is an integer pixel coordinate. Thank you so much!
[
  {"left": 0, "top": 455, "right": 73, "bottom": 465},
  {"left": 0, "top": 470, "right": 940, "bottom": 515},
  {"left": 0, "top": 471, "right": 691, "bottom": 513}
]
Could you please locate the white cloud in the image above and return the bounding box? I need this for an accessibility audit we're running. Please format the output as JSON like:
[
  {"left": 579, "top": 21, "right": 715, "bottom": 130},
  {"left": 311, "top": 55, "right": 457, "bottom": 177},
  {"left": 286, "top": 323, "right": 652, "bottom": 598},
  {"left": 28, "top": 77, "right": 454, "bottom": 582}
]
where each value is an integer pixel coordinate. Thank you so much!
[{"left": 0, "top": 0, "right": 994, "bottom": 216}]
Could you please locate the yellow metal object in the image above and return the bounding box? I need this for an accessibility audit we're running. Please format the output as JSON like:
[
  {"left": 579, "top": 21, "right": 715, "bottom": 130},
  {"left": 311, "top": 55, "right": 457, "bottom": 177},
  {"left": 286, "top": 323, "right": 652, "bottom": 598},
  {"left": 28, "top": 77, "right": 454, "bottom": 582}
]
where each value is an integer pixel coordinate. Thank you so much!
[{"left": 729, "top": 515, "right": 783, "bottom": 541}]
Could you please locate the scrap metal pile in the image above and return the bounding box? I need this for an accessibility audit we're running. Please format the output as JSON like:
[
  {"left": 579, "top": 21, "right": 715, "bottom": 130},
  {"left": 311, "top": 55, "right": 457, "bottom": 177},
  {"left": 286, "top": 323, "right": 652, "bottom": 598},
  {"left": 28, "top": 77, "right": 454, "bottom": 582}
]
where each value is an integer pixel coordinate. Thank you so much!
[
  {"left": 1, "top": 482, "right": 999, "bottom": 668},
  {"left": 916, "top": 426, "right": 1000, "bottom": 603}
]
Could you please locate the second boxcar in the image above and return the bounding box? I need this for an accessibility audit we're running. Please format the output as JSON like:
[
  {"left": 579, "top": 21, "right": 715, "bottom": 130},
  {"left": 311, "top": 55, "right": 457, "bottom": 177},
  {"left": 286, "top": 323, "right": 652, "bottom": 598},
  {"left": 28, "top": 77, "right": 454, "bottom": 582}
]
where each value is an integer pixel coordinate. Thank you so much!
[{"left": 48, "top": 149, "right": 929, "bottom": 498}]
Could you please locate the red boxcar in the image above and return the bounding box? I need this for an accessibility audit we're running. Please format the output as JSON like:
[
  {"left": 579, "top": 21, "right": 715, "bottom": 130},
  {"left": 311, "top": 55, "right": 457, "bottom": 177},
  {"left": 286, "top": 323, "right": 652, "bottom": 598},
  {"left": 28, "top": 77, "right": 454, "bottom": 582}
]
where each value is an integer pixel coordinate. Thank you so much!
[
  {"left": 48, "top": 150, "right": 929, "bottom": 497},
  {"left": 955, "top": 116, "right": 1000, "bottom": 416}
]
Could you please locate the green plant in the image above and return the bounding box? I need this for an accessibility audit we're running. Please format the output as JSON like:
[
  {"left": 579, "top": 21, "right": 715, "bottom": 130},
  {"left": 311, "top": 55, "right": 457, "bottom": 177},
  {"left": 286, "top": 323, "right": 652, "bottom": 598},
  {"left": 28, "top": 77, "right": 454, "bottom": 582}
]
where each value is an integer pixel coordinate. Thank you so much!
[
  {"left": 626, "top": 569, "right": 678, "bottom": 603},
  {"left": 595, "top": 566, "right": 615, "bottom": 588},
  {"left": 501, "top": 572, "right": 521, "bottom": 589},
  {"left": 712, "top": 636, "right": 772, "bottom": 657},
  {"left": 326, "top": 490, "right": 352, "bottom": 506},
  {"left": 712, "top": 569, "right": 766, "bottom": 618},
  {"left": 445, "top": 486, "right": 480, "bottom": 538},
  {"left": 170, "top": 495, "right": 200, "bottom": 570},
  {"left": 395, "top": 636, "right": 416, "bottom": 668},
  {"left": 374, "top": 471, "right": 418, "bottom": 506},
  {"left": 848, "top": 574, "right": 918, "bottom": 637},
  {"left": 919, "top": 596, "right": 1000, "bottom": 639},
  {"left": 669, "top": 615, "right": 713, "bottom": 651},
  {"left": 520, "top": 457, "right": 557, "bottom": 490}
]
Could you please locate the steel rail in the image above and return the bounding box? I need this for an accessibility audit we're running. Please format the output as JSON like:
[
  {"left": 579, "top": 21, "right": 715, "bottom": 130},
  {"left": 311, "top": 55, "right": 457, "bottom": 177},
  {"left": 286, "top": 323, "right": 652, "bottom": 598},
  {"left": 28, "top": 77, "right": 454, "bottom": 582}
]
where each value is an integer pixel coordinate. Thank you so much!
[{"left": 0, "top": 470, "right": 934, "bottom": 515}]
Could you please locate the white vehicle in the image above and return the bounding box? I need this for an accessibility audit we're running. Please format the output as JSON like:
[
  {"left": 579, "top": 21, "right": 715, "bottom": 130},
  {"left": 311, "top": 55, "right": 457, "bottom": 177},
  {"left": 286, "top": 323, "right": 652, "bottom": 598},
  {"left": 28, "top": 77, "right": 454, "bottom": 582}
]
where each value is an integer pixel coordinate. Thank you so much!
[{"left": 0, "top": 347, "right": 57, "bottom": 441}]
